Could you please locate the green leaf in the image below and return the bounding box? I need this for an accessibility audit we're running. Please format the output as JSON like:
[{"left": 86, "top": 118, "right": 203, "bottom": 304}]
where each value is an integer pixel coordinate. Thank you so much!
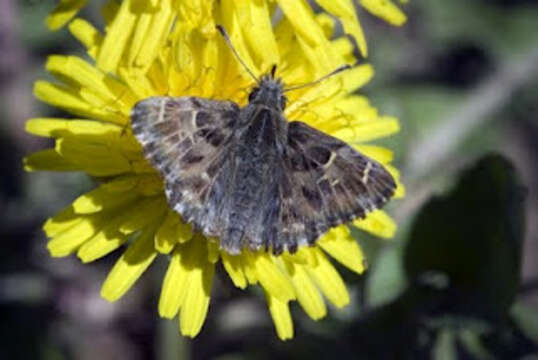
[
  {"left": 511, "top": 301, "right": 538, "bottom": 342},
  {"left": 365, "top": 244, "right": 407, "bottom": 307},
  {"left": 404, "top": 154, "right": 526, "bottom": 319},
  {"left": 433, "top": 328, "right": 457, "bottom": 360}
]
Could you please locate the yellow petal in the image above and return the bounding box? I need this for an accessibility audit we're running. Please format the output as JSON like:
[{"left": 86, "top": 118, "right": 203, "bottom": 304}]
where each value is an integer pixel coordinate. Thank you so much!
[
  {"left": 311, "top": 95, "right": 371, "bottom": 122},
  {"left": 147, "top": 57, "right": 170, "bottom": 95},
  {"left": 306, "top": 248, "right": 349, "bottom": 308},
  {"left": 198, "top": 36, "right": 220, "bottom": 98},
  {"left": 23, "top": 149, "right": 79, "bottom": 172},
  {"left": 179, "top": 238, "right": 214, "bottom": 337},
  {"left": 47, "top": 213, "right": 104, "bottom": 257},
  {"left": 76, "top": 196, "right": 163, "bottom": 263},
  {"left": 101, "top": 228, "right": 159, "bottom": 302},
  {"left": 360, "top": 0, "right": 407, "bottom": 26},
  {"left": 101, "top": 176, "right": 140, "bottom": 192},
  {"left": 131, "top": 159, "right": 156, "bottom": 174},
  {"left": 273, "top": 19, "right": 306, "bottom": 81},
  {"left": 386, "top": 164, "right": 406, "bottom": 198},
  {"left": 277, "top": 0, "right": 326, "bottom": 48},
  {"left": 266, "top": 292, "right": 294, "bottom": 341},
  {"left": 71, "top": 182, "right": 138, "bottom": 214},
  {"left": 77, "top": 227, "right": 128, "bottom": 263},
  {"left": 170, "top": 27, "right": 196, "bottom": 85},
  {"left": 46, "top": 0, "right": 88, "bottom": 31},
  {"left": 286, "top": 78, "right": 342, "bottom": 117},
  {"left": 47, "top": 56, "right": 110, "bottom": 99},
  {"left": 126, "top": 10, "right": 153, "bottom": 68},
  {"left": 245, "top": 252, "right": 296, "bottom": 302},
  {"left": 97, "top": 0, "right": 137, "bottom": 73},
  {"left": 315, "top": 13, "right": 336, "bottom": 38},
  {"left": 221, "top": 253, "right": 247, "bottom": 289},
  {"left": 282, "top": 246, "right": 319, "bottom": 267},
  {"left": 175, "top": 0, "right": 215, "bottom": 37},
  {"left": 27, "top": 117, "right": 105, "bottom": 137},
  {"left": 318, "top": 227, "right": 366, "bottom": 274},
  {"left": 101, "top": 0, "right": 120, "bottom": 27},
  {"left": 330, "top": 37, "right": 355, "bottom": 63},
  {"left": 342, "top": 64, "right": 374, "bottom": 93},
  {"left": 301, "top": 96, "right": 371, "bottom": 129},
  {"left": 33, "top": 81, "right": 124, "bottom": 123},
  {"left": 134, "top": 0, "right": 175, "bottom": 72},
  {"left": 155, "top": 211, "right": 181, "bottom": 254},
  {"left": 180, "top": 264, "right": 214, "bottom": 337},
  {"left": 206, "top": 241, "right": 220, "bottom": 264},
  {"left": 33, "top": 80, "right": 89, "bottom": 112},
  {"left": 118, "top": 197, "right": 166, "bottom": 234},
  {"left": 131, "top": 174, "right": 165, "bottom": 196},
  {"left": 158, "top": 248, "right": 190, "bottom": 318},
  {"left": 285, "top": 261, "right": 326, "bottom": 320},
  {"left": 234, "top": 0, "right": 279, "bottom": 70},
  {"left": 295, "top": 36, "right": 336, "bottom": 77},
  {"left": 332, "top": 116, "right": 400, "bottom": 142},
  {"left": 45, "top": 56, "right": 136, "bottom": 112},
  {"left": 44, "top": 205, "right": 82, "bottom": 237},
  {"left": 55, "top": 138, "right": 132, "bottom": 176},
  {"left": 289, "top": 64, "right": 372, "bottom": 113},
  {"left": 278, "top": 0, "right": 337, "bottom": 72},
  {"left": 26, "top": 118, "right": 141, "bottom": 155},
  {"left": 354, "top": 209, "right": 397, "bottom": 239},
  {"left": 353, "top": 145, "right": 394, "bottom": 164},
  {"left": 176, "top": 221, "right": 194, "bottom": 244},
  {"left": 118, "top": 67, "right": 159, "bottom": 99},
  {"left": 218, "top": 0, "right": 259, "bottom": 83},
  {"left": 317, "top": 0, "right": 368, "bottom": 56},
  {"left": 68, "top": 18, "right": 103, "bottom": 58}
]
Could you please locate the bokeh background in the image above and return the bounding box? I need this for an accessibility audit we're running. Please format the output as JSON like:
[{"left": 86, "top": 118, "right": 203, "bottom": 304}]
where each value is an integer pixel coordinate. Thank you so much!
[{"left": 1, "top": 0, "right": 537, "bottom": 359}]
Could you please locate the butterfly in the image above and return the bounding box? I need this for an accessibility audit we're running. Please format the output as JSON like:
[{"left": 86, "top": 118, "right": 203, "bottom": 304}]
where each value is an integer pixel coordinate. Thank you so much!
[{"left": 130, "top": 27, "right": 396, "bottom": 255}]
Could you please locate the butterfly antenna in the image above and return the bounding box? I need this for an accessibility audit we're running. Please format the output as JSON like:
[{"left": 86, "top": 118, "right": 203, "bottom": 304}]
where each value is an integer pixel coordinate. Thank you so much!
[
  {"left": 216, "top": 25, "right": 260, "bottom": 84},
  {"left": 284, "top": 64, "right": 353, "bottom": 92}
]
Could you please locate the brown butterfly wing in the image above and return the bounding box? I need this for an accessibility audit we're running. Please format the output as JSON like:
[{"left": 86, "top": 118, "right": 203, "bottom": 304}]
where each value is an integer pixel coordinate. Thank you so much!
[
  {"left": 131, "top": 96, "right": 240, "bottom": 236},
  {"left": 132, "top": 98, "right": 395, "bottom": 255},
  {"left": 271, "top": 121, "right": 396, "bottom": 254}
]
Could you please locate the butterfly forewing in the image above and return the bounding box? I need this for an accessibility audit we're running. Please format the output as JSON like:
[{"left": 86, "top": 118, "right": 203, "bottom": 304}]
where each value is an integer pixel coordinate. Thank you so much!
[
  {"left": 131, "top": 96, "right": 241, "bottom": 237},
  {"left": 272, "top": 121, "right": 395, "bottom": 253}
]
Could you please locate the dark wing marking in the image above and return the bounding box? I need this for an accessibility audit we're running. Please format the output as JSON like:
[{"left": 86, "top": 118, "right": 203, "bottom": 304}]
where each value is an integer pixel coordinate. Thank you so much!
[
  {"left": 131, "top": 96, "right": 240, "bottom": 237},
  {"left": 271, "top": 121, "right": 396, "bottom": 254}
]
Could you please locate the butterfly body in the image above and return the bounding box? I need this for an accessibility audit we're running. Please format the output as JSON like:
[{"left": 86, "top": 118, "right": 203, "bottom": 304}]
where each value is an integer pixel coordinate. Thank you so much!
[{"left": 131, "top": 74, "right": 395, "bottom": 255}]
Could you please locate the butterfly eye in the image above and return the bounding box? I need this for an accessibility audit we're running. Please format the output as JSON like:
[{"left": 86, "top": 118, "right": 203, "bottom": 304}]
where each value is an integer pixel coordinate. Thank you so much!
[
  {"left": 248, "top": 88, "right": 259, "bottom": 103},
  {"left": 280, "top": 95, "right": 287, "bottom": 110}
]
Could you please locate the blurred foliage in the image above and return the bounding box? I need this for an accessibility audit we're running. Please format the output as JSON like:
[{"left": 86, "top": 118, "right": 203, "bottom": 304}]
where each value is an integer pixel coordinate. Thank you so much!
[
  {"left": 1, "top": 0, "right": 537, "bottom": 359},
  {"left": 405, "top": 155, "right": 525, "bottom": 320}
]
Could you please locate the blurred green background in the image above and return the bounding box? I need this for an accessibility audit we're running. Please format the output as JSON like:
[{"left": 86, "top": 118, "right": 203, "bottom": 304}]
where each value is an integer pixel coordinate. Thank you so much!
[{"left": 1, "top": 0, "right": 537, "bottom": 359}]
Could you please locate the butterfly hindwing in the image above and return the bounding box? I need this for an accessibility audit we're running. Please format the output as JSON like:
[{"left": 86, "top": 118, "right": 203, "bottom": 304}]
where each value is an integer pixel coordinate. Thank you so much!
[
  {"left": 272, "top": 121, "right": 396, "bottom": 253},
  {"left": 131, "top": 96, "right": 240, "bottom": 236}
]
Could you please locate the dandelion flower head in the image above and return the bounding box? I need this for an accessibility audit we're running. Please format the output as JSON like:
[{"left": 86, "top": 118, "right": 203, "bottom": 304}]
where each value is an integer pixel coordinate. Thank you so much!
[{"left": 28, "top": 0, "right": 406, "bottom": 339}]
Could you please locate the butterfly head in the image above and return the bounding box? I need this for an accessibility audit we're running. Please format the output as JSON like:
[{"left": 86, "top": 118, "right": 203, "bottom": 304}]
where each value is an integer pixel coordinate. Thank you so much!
[
  {"left": 216, "top": 25, "right": 352, "bottom": 113},
  {"left": 248, "top": 66, "right": 287, "bottom": 111}
]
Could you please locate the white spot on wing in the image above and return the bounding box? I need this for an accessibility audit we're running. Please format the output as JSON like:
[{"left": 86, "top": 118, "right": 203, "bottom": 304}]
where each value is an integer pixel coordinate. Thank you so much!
[
  {"left": 362, "top": 161, "right": 372, "bottom": 184},
  {"left": 157, "top": 98, "right": 166, "bottom": 124}
]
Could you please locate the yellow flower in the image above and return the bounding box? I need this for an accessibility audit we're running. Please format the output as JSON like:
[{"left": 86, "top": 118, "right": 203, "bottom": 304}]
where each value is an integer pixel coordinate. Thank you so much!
[
  {"left": 28, "top": 0, "right": 406, "bottom": 340},
  {"left": 46, "top": 0, "right": 407, "bottom": 56},
  {"left": 46, "top": 0, "right": 88, "bottom": 31}
]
